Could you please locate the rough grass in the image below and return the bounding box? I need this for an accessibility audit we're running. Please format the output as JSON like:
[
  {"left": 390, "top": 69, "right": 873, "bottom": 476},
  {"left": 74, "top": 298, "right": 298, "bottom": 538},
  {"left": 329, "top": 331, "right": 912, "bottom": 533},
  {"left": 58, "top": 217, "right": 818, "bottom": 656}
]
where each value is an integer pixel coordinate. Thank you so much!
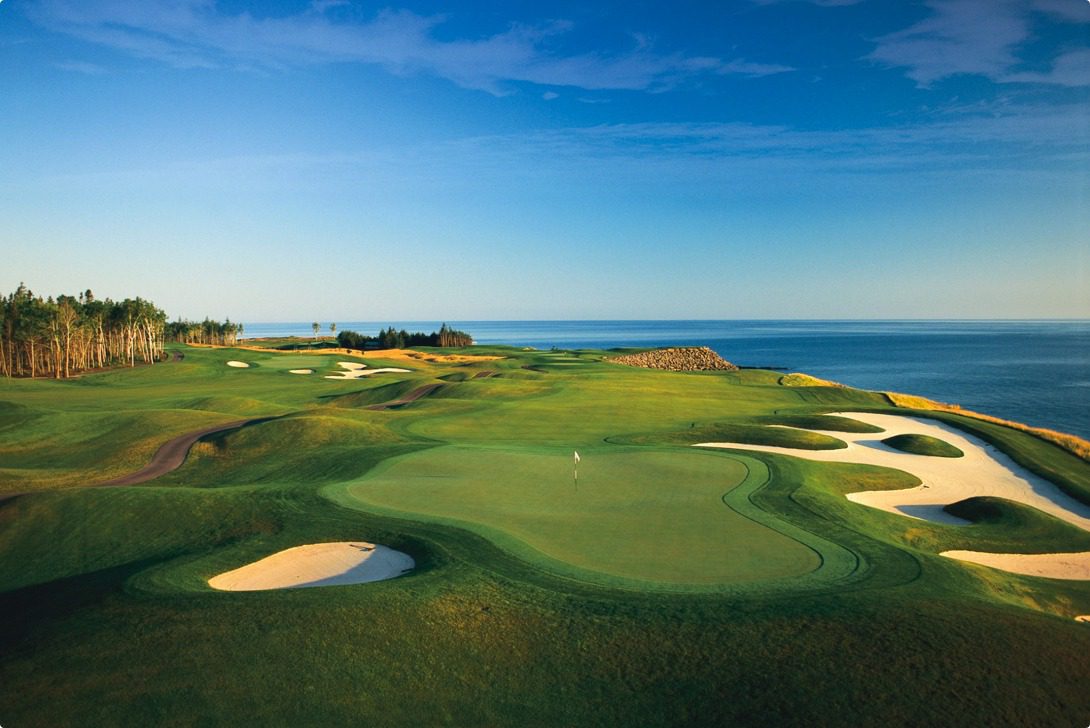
[{"left": 883, "top": 433, "right": 964, "bottom": 458}]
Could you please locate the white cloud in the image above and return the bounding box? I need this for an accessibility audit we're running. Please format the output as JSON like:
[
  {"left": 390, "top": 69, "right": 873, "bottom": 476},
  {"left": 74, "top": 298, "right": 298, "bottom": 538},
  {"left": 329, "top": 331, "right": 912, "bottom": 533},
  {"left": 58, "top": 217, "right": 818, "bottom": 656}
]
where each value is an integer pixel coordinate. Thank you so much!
[
  {"left": 26, "top": 0, "right": 789, "bottom": 94},
  {"left": 868, "top": 0, "right": 1028, "bottom": 87},
  {"left": 542, "top": 91, "right": 559, "bottom": 100}
]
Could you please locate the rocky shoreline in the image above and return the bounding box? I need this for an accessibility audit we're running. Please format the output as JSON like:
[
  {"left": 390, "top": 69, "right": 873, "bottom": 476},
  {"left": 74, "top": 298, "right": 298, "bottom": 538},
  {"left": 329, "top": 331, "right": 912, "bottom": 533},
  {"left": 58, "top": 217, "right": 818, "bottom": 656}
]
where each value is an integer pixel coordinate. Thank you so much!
[{"left": 609, "top": 346, "right": 738, "bottom": 372}]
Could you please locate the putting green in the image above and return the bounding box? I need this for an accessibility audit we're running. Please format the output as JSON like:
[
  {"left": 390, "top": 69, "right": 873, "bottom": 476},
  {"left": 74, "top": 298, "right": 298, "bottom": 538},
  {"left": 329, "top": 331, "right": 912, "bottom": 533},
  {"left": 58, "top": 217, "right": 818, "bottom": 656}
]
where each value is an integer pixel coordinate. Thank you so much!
[{"left": 342, "top": 445, "right": 820, "bottom": 587}]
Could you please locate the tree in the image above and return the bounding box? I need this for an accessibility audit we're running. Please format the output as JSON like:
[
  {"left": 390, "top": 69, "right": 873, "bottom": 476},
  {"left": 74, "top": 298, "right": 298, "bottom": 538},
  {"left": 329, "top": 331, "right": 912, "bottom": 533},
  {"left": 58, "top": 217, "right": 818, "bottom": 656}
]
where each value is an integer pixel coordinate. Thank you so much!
[
  {"left": 330, "top": 322, "right": 336, "bottom": 338},
  {"left": 312, "top": 321, "right": 320, "bottom": 340}
]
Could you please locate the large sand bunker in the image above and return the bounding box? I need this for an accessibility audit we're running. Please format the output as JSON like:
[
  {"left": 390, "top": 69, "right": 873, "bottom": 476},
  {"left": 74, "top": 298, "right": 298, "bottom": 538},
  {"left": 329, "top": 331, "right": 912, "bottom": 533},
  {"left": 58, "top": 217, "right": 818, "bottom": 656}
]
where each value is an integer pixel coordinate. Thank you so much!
[
  {"left": 325, "top": 361, "right": 411, "bottom": 380},
  {"left": 208, "top": 542, "right": 414, "bottom": 591},
  {"left": 226, "top": 360, "right": 250, "bottom": 368},
  {"left": 696, "top": 412, "right": 1090, "bottom": 580}
]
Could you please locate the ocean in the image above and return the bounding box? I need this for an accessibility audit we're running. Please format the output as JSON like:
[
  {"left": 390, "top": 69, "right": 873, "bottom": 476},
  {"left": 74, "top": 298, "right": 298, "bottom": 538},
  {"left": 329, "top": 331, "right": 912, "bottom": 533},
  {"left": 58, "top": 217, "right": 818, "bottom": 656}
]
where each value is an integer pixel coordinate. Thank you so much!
[{"left": 241, "top": 320, "right": 1090, "bottom": 440}]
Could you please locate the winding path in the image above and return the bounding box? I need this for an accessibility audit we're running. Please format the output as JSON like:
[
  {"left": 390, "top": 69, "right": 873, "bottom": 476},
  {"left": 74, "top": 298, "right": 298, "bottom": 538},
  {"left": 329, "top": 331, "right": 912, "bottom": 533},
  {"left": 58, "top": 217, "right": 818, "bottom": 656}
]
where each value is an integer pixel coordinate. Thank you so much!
[
  {"left": 0, "top": 416, "right": 278, "bottom": 504},
  {"left": 98, "top": 416, "right": 279, "bottom": 486}
]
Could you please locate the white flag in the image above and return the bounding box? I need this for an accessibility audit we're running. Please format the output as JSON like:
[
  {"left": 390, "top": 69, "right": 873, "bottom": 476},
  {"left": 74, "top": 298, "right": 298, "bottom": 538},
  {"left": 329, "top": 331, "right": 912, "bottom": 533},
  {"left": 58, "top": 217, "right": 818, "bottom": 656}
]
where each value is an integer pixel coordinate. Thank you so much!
[{"left": 573, "top": 451, "right": 581, "bottom": 464}]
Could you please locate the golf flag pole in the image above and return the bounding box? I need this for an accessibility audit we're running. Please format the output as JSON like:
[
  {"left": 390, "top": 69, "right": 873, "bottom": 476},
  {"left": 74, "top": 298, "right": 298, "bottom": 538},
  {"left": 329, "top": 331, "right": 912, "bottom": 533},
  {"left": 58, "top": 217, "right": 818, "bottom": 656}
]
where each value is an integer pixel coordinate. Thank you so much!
[{"left": 573, "top": 450, "right": 580, "bottom": 485}]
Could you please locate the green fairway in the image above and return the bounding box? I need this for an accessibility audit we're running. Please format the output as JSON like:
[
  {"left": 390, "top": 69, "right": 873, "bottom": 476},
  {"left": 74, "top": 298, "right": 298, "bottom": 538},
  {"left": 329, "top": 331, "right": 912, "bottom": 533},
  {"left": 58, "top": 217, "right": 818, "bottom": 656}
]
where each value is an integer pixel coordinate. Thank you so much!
[
  {"left": 3, "top": 342, "right": 1090, "bottom": 726},
  {"left": 340, "top": 446, "right": 819, "bottom": 587}
]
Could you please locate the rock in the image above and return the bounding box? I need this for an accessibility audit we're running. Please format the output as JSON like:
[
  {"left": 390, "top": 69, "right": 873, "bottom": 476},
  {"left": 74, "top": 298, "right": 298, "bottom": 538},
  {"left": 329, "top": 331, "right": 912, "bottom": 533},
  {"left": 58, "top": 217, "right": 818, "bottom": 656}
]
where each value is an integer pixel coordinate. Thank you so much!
[{"left": 609, "top": 347, "right": 738, "bottom": 372}]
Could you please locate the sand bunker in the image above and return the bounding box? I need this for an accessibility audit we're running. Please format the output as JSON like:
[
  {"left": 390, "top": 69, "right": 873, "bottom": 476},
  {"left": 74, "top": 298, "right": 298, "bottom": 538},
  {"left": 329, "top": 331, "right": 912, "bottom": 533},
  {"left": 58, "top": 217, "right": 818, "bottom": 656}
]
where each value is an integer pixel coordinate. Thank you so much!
[
  {"left": 939, "top": 550, "right": 1090, "bottom": 580},
  {"left": 696, "top": 411, "right": 1090, "bottom": 580},
  {"left": 324, "top": 361, "right": 411, "bottom": 380},
  {"left": 1076, "top": 615, "right": 1090, "bottom": 623},
  {"left": 208, "top": 542, "right": 414, "bottom": 591},
  {"left": 289, "top": 369, "right": 314, "bottom": 375},
  {"left": 226, "top": 361, "right": 250, "bottom": 368}
]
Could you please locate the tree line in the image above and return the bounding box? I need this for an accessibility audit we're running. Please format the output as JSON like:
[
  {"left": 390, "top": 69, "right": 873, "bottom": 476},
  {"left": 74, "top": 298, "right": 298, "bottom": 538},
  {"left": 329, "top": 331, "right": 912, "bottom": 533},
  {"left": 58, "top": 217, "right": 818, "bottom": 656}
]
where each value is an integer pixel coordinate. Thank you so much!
[
  {"left": 336, "top": 323, "right": 473, "bottom": 351},
  {"left": 165, "top": 319, "right": 242, "bottom": 346},
  {"left": 1, "top": 284, "right": 168, "bottom": 378},
  {"left": 1, "top": 284, "right": 241, "bottom": 378}
]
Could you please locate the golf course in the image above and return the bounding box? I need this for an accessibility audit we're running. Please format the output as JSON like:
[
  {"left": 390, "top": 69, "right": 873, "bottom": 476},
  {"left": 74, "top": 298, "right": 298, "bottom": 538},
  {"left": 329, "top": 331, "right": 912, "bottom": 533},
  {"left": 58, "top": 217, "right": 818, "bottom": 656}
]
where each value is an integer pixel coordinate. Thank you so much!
[{"left": 2, "top": 341, "right": 1089, "bottom": 726}]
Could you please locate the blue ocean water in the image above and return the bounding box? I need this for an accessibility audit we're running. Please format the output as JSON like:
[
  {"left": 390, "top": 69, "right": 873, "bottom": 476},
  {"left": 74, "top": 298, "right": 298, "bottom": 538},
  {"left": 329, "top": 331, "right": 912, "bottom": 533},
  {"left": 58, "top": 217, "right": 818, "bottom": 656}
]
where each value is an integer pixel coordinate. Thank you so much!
[{"left": 241, "top": 320, "right": 1090, "bottom": 440}]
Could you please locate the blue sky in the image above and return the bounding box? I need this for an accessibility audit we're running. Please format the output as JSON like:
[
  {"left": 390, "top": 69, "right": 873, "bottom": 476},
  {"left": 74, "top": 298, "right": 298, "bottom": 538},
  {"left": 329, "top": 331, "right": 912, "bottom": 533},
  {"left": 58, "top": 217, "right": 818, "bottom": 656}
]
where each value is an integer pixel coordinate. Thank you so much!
[{"left": 1, "top": 0, "right": 1088, "bottom": 320}]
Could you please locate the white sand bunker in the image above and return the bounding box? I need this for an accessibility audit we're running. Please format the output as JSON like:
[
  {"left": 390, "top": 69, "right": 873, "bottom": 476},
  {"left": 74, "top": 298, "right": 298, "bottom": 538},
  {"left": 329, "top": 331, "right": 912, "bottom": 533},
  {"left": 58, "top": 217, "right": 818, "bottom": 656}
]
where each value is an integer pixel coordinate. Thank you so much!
[
  {"left": 940, "top": 550, "right": 1090, "bottom": 580},
  {"left": 324, "top": 361, "right": 411, "bottom": 380},
  {"left": 696, "top": 411, "right": 1090, "bottom": 580},
  {"left": 289, "top": 369, "right": 314, "bottom": 375},
  {"left": 226, "top": 360, "right": 250, "bottom": 368},
  {"left": 208, "top": 542, "right": 414, "bottom": 591}
]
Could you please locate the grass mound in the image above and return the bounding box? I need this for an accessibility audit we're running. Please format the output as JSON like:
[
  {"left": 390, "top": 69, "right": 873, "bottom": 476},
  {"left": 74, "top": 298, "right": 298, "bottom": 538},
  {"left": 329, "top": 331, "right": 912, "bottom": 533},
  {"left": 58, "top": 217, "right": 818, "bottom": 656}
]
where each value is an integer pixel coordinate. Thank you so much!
[
  {"left": 883, "top": 433, "right": 964, "bottom": 457},
  {"left": 321, "top": 380, "right": 419, "bottom": 408},
  {"left": 176, "top": 414, "right": 411, "bottom": 486},
  {"left": 940, "top": 496, "right": 1090, "bottom": 553}
]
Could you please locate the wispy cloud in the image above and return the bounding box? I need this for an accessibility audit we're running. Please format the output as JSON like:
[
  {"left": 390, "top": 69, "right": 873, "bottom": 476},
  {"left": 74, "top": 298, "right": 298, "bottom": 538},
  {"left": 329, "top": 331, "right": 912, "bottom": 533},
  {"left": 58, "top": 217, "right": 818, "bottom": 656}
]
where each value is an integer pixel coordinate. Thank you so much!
[
  {"left": 749, "top": 0, "right": 864, "bottom": 6},
  {"left": 868, "top": 0, "right": 1090, "bottom": 87},
  {"left": 53, "top": 60, "right": 108, "bottom": 75},
  {"left": 1031, "top": 0, "right": 1090, "bottom": 23},
  {"left": 1005, "top": 49, "right": 1090, "bottom": 87},
  {"left": 51, "top": 98, "right": 1082, "bottom": 195},
  {"left": 26, "top": 0, "right": 791, "bottom": 93}
]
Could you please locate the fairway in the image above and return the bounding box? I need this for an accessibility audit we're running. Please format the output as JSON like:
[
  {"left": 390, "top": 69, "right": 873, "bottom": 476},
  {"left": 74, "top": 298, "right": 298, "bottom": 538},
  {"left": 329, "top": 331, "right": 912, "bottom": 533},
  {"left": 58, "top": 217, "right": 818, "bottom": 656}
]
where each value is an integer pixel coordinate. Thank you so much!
[{"left": 343, "top": 446, "right": 820, "bottom": 586}]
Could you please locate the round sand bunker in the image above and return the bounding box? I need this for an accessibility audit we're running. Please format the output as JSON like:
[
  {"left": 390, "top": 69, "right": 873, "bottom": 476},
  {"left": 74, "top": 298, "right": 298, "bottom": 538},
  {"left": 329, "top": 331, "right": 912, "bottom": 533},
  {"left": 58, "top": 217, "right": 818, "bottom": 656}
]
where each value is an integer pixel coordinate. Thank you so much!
[
  {"left": 208, "top": 542, "right": 414, "bottom": 591},
  {"left": 226, "top": 360, "right": 250, "bottom": 368}
]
